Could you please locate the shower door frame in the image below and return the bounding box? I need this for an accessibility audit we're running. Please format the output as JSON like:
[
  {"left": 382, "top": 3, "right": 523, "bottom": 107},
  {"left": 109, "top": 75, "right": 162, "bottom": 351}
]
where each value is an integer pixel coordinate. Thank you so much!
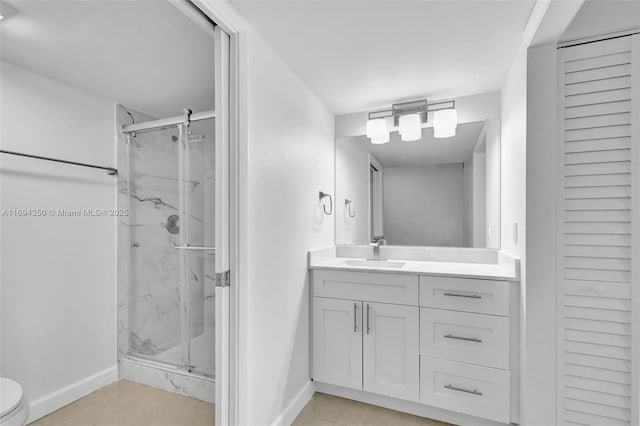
[
  {"left": 213, "top": 24, "right": 233, "bottom": 426},
  {"left": 122, "top": 111, "right": 217, "bottom": 376}
]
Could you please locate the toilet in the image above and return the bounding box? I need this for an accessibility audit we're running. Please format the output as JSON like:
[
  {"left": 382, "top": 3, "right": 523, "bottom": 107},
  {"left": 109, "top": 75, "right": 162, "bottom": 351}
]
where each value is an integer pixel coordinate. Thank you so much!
[{"left": 0, "top": 378, "right": 29, "bottom": 426}]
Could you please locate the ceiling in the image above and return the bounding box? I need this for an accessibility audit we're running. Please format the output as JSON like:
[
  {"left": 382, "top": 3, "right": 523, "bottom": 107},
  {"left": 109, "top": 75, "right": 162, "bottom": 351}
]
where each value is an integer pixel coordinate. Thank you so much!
[
  {"left": 345, "top": 121, "right": 485, "bottom": 167},
  {"left": 561, "top": 0, "right": 640, "bottom": 42},
  {"left": 0, "top": 0, "right": 215, "bottom": 119},
  {"left": 230, "top": 0, "right": 535, "bottom": 114}
]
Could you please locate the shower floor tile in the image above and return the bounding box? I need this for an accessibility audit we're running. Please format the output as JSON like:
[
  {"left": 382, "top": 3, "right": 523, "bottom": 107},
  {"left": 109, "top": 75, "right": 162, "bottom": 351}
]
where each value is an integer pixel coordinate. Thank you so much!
[{"left": 30, "top": 380, "right": 214, "bottom": 426}]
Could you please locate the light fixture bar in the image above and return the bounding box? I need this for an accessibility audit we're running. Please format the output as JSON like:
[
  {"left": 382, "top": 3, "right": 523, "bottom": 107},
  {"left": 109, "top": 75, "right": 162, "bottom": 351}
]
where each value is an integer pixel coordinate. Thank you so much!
[
  {"left": 392, "top": 99, "right": 428, "bottom": 126},
  {"left": 367, "top": 98, "right": 456, "bottom": 125},
  {"left": 427, "top": 100, "right": 456, "bottom": 112},
  {"left": 368, "top": 109, "right": 393, "bottom": 120}
]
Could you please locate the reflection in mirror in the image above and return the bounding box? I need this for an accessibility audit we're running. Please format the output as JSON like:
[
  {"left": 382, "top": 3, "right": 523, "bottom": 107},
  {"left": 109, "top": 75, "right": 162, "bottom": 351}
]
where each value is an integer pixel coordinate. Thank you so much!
[{"left": 335, "top": 120, "right": 501, "bottom": 248}]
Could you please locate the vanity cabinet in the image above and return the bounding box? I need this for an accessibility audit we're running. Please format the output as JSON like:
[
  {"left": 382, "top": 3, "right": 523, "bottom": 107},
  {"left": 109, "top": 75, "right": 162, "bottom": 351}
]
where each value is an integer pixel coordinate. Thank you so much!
[
  {"left": 420, "top": 357, "right": 511, "bottom": 423},
  {"left": 312, "top": 270, "right": 420, "bottom": 401},
  {"left": 313, "top": 269, "right": 418, "bottom": 305},
  {"left": 311, "top": 268, "right": 519, "bottom": 425},
  {"left": 419, "top": 275, "right": 510, "bottom": 316},
  {"left": 419, "top": 308, "right": 510, "bottom": 369},
  {"left": 363, "top": 302, "right": 419, "bottom": 401},
  {"left": 312, "top": 297, "right": 363, "bottom": 390},
  {"left": 418, "top": 276, "right": 515, "bottom": 423}
]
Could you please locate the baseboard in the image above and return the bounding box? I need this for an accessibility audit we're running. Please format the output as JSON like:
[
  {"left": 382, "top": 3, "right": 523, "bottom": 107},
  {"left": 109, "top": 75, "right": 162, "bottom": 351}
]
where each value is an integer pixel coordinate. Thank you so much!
[
  {"left": 271, "top": 380, "right": 315, "bottom": 426},
  {"left": 27, "top": 365, "right": 118, "bottom": 424}
]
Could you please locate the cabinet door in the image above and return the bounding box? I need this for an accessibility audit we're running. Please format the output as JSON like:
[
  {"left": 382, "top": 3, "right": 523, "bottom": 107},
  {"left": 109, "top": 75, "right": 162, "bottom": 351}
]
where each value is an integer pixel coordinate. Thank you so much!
[
  {"left": 363, "top": 302, "right": 419, "bottom": 401},
  {"left": 557, "top": 35, "right": 637, "bottom": 426},
  {"left": 312, "top": 297, "right": 362, "bottom": 390}
]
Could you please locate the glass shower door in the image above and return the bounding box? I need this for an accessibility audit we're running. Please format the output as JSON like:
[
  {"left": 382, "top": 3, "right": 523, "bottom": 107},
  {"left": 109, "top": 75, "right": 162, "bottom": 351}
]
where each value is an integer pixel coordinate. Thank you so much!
[
  {"left": 177, "top": 117, "right": 216, "bottom": 377},
  {"left": 126, "top": 115, "right": 215, "bottom": 380},
  {"left": 127, "top": 125, "right": 184, "bottom": 369}
]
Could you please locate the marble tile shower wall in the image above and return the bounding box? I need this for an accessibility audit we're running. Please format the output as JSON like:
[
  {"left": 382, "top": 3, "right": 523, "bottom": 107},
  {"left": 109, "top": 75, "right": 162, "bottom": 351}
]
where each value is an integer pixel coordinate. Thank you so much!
[{"left": 116, "top": 104, "right": 215, "bottom": 371}]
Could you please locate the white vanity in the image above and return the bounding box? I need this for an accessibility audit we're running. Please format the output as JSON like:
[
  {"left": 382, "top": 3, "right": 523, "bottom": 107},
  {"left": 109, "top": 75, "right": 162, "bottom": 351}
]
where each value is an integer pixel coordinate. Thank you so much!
[
  {"left": 309, "top": 247, "right": 520, "bottom": 426},
  {"left": 323, "top": 107, "right": 518, "bottom": 425}
]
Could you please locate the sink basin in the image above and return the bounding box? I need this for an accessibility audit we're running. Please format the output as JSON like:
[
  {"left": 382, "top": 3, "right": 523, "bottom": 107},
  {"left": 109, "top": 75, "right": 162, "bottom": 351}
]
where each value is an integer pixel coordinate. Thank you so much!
[{"left": 345, "top": 260, "right": 406, "bottom": 269}]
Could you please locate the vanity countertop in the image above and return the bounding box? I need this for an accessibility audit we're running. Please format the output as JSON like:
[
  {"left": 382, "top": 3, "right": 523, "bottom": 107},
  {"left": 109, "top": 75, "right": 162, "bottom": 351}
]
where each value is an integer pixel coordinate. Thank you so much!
[
  {"left": 308, "top": 247, "right": 519, "bottom": 281},
  {"left": 310, "top": 258, "right": 517, "bottom": 281}
]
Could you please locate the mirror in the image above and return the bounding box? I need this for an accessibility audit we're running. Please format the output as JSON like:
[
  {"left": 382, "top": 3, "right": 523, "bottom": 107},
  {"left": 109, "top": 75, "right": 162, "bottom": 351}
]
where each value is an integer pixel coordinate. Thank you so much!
[{"left": 335, "top": 120, "right": 501, "bottom": 248}]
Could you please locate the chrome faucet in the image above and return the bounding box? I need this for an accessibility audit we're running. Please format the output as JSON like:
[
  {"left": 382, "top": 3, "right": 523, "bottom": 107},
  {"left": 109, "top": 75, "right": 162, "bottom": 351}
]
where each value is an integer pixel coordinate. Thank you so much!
[{"left": 368, "top": 236, "right": 386, "bottom": 260}]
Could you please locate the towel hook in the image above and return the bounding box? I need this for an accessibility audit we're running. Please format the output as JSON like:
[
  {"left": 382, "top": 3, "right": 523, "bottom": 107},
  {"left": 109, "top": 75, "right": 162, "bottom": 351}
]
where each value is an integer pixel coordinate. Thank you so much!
[
  {"left": 319, "top": 191, "right": 333, "bottom": 215},
  {"left": 345, "top": 199, "right": 355, "bottom": 218}
]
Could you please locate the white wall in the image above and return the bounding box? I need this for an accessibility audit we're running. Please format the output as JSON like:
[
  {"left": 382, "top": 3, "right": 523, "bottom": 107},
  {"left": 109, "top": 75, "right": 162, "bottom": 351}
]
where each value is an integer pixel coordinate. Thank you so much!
[
  {"left": 499, "top": 42, "right": 527, "bottom": 424},
  {"left": 561, "top": 0, "right": 640, "bottom": 42},
  {"left": 382, "top": 164, "right": 464, "bottom": 246},
  {"left": 0, "top": 60, "right": 117, "bottom": 420},
  {"left": 238, "top": 29, "right": 335, "bottom": 425},
  {"left": 500, "top": 45, "right": 527, "bottom": 259},
  {"left": 335, "top": 136, "right": 371, "bottom": 245}
]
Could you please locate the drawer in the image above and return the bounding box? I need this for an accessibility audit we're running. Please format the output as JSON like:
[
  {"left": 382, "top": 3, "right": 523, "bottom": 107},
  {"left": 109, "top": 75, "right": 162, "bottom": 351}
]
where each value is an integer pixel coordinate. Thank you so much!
[
  {"left": 419, "top": 275, "right": 510, "bottom": 316},
  {"left": 420, "top": 356, "right": 510, "bottom": 424},
  {"left": 313, "top": 270, "right": 418, "bottom": 305},
  {"left": 420, "top": 308, "right": 509, "bottom": 369}
]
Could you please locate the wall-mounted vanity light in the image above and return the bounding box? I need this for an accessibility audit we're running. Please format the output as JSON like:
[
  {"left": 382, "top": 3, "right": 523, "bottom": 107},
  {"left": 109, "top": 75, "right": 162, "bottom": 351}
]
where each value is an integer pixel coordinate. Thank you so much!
[
  {"left": 398, "top": 113, "right": 422, "bottom": 141},
  {"left": 365, "top": 99, "right": 457, "bottom": 143},
  {"left": 433, "top": 108, "right": 458, "bottom": 138},
  {"left": 394, "top": 99, "right": 427, "bottom": 142},
  {"left": 366, "top": 118, "right": 389, "bottom": 144}
]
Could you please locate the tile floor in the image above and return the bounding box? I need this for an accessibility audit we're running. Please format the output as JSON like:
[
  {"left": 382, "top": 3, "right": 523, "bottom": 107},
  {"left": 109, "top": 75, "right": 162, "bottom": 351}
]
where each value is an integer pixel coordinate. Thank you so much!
[
  {"left": 28, "top": 382, "right": 450, "bottom": 426},
  {"left": 293, "top": 393, "right": 453, "bottom": 426},
  {"left": 29, "top": 380, "right": 214, "bottom": 426}
]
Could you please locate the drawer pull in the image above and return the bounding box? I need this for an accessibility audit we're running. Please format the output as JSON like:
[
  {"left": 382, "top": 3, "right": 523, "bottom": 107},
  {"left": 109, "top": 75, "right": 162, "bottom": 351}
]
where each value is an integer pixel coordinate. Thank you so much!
[
  {"left": 366, "top": 303, "right": 371, "bottom": 335},
  {"left": 353, "top": 303, "right": 357, "bottom": 333},
  {"left": 445, "top": 384, "right": 483, "bottom": 396},
  {"left": 444, "top": 334, "right": 482, "bottom": 343},
  {"left": 443, "top": 292, "right": 482, "bottom": 299}
]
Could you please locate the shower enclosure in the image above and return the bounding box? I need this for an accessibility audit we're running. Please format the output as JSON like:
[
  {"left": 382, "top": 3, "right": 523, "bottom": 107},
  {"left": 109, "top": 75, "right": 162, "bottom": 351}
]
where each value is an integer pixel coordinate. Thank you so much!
[{"left": 117, "top": 106, "right": 217, "bottom": 401}]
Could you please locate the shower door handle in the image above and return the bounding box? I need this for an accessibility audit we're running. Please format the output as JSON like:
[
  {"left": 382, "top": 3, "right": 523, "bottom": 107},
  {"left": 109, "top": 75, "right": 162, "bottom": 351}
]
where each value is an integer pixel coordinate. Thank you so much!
[
  {"left": 216, "top": 270, "right": 230, "bottom": 287},
  {"left": 174, "top": 246, "right": 216, "bottom": 251}
]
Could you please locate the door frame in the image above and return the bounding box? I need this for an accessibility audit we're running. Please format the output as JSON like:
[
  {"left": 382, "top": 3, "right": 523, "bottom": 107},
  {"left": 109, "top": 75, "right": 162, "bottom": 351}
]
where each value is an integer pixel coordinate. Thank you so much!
[{"left": 184, "top": 1, "right": 242, "bottom": 424}]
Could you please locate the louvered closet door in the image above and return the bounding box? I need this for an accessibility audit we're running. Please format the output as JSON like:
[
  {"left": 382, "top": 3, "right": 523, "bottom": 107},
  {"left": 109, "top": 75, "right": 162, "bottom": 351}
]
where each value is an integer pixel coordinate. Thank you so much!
[{"left": 558, "top": 34, "right": 639, "bottom": 426}]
